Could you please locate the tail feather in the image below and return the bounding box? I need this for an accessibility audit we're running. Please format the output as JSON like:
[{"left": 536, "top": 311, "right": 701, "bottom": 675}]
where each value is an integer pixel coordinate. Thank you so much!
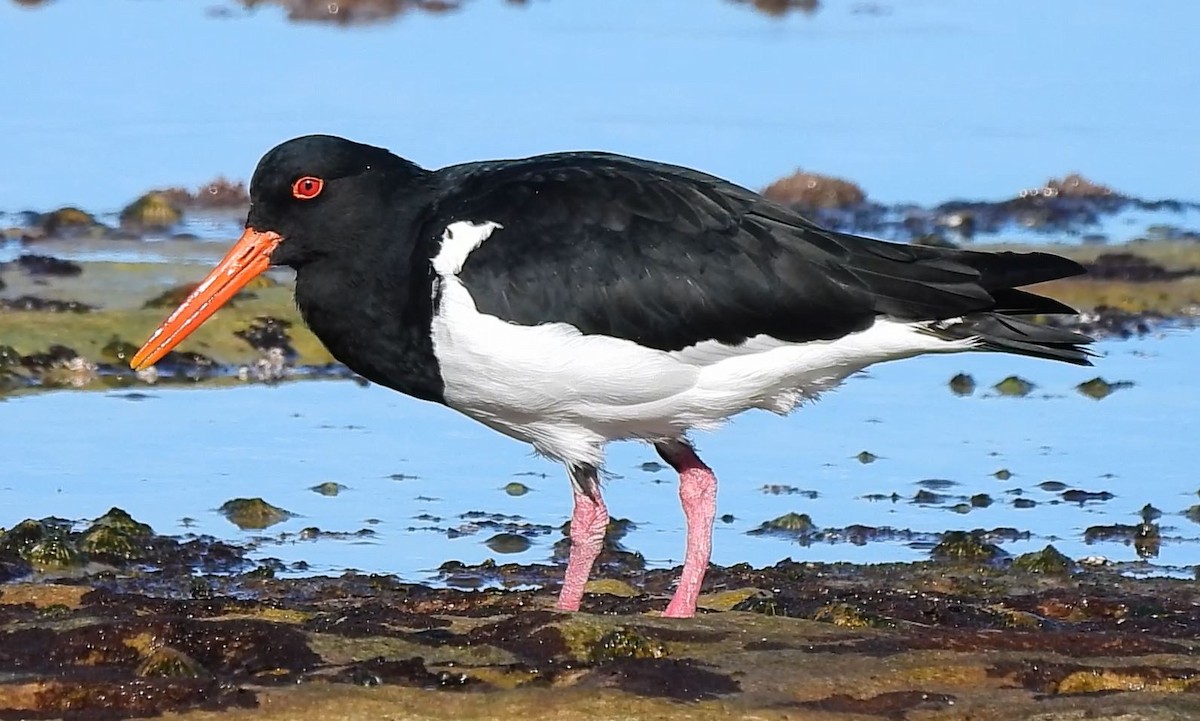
[
  {"left": 800, "top": 228, "right": 1093, "bottom": 365},
  {"left": 931, "top": 314, "right": 1094, "bottom": 366}
]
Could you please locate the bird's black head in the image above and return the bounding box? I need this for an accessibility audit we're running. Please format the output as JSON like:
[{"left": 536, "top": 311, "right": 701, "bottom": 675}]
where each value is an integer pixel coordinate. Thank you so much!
[
  {"left": 246, "top": 134, "right": 427, "bottom": 269},
  {"left": 129, "top": 134, "right": 427, "bottom": 371}
]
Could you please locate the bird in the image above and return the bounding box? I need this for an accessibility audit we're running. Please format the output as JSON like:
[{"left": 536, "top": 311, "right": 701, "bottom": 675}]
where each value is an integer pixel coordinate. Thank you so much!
[{"left": 131, "top": 134, "right": 1092, "bottom": 618}]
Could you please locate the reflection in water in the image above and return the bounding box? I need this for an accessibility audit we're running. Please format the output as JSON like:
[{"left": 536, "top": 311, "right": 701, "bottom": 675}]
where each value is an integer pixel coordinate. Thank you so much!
[{"left": 13, "top": 0, "right": 822, "bottom": 23}]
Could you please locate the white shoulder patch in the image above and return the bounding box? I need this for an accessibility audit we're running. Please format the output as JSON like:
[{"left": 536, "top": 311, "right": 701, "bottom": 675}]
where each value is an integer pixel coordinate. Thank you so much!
[{"left": 432, "top": 220, "right": 502, "bottom": 276}]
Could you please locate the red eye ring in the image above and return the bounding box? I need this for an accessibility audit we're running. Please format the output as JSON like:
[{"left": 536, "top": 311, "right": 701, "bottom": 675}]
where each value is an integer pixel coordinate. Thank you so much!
[{"left": 292, "top": 176, "right": 324, "bottom": 200}]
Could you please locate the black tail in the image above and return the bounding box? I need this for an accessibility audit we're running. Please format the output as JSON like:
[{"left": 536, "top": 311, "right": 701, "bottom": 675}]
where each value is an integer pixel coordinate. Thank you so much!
[
  {"left": 825, "top": 232, "right": 1094, "bottom": 365},
  {"left": 929, "top": 314, "right": 1094, "bottom": 365}
]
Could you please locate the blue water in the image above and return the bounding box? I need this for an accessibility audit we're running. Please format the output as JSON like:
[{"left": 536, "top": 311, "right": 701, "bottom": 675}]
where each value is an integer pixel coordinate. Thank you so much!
[
  {"left": 3, "top": 1, "right": 1198, "bottom": 213},
  {"left": 2, "top": 332, "right": 1196, "bottom": 578}
]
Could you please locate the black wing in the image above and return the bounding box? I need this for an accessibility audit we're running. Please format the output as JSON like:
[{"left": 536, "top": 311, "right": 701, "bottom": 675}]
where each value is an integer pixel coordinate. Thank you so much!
[{"left": 427, "top": 152, "right": 1083, "bottom": 352}]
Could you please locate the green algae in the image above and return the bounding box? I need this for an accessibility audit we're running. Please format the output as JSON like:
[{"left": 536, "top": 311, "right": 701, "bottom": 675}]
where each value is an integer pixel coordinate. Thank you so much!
[
  {"left": 219, "top": 498, "right": 295, "bottom": 530},
  {"left": 1012, "top": 544, "right": 1074, "bottom": 574}
]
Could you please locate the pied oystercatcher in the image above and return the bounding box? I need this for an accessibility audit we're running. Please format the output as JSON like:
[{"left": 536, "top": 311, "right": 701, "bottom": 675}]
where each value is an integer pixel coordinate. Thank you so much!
[{"left": 132, "top": 135, "right": 1092, "bottom": 618}]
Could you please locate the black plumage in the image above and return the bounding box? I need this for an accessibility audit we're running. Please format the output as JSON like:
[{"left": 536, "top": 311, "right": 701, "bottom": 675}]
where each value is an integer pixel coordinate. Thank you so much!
[{"left": 427, "top": 151, "right": 1090, "bottom": 362}]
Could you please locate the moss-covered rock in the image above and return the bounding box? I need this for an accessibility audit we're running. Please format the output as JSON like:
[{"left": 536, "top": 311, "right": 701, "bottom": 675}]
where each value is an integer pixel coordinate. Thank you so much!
[
  {"left": 504, "top": 482, "right": 530, "bottom": 496},
  {"left": 310, "top": 482, "right": 346, "bottom": 497},
  {"left": 994, "top": 376, "right": 1035, "bottom": 397},
  {"left": 1076, "top": 377, "right": 1134, "bottom": 400},
  {"left": 1012, "top": 544, "right": 1073, "bottom": 574},
  {"left": 812, "top": 603, "right": 877, "bottom": 629},
  {"left": 99, "top": 337, "right": 140, "bottom": 365},
  {"left": 949, "top": 373, "right": 976, "bottom": 396},
  {"left": 218, "top": 498, "right": 294, "bottom": 530},
  {"left": 119, "top": 191, "right": 183, "bottom": 230},
  {"left": 37, "top": 207, "right": 100, "bottom": 237},
  {"left": 749, "top": 512, "right": 815, "bottom": 535},
  {"left": 930, "top": 531, "right": 1002, "bottom": 562}
]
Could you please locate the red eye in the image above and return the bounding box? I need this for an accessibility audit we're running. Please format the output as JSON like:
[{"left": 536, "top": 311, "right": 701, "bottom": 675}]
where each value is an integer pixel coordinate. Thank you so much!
[{"left": 292, "top": 176, "right": 324, "bottom": 200}]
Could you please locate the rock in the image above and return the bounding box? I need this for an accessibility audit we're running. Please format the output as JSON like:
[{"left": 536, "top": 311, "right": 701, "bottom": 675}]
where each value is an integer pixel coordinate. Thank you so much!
[
  {"left": 310, "top": 482, "right": 346, "bottom": 496},
  {"left": 484, "top": 533, "right": 532, "bottom": 554},
  {"left": 762, "top": 168, "right": 865, "bottom": 209},
  {"left": 15, "top": 254, "right": 82, "bottom": 277},
  {"left": 930, "top": 531, "right": 1002, "bottom": 562},
  {"left": 36, "top": 207, "right": 100, "bottom": 237},
  {"left": 503, "top": 482, "right": 530, "bottom": 496},
  {"left": 119, "top": 191, "right": 183, "bottom": 230},
  {"left": 158, "top": 176, "right": 249, "bottom": 209},
  {"left": 218, "top": 498, "right": 294, "bottom": 530},
  {"left": 1043, "top": 172, "right": 1115, "bottom": 199},
  {"left": 749, "top": 512, "right": 815, "bottom": 535},
  {"left": 1012, "top": 545, "right": 1073, "bottom": 574},
  {"left": 855, "top": 450, "right": 878, "bottom": 464},
  {"left": 1076, "top": 377, "right": 1134, "bottom": 400},
  {"left": 99, "top": 337, "right": 140, "bottom": 365},
  {"left": 994, "top": 375, "right": 1035, "bottom": 397},
  {"left": 949, "top": 373, "right": 976, "bottom": 396}
]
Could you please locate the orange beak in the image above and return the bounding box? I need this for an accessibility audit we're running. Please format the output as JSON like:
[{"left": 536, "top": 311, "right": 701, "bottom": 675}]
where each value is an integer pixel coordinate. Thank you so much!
[{"left": 130, "top": 228, "right": 283, "bottom": 371}]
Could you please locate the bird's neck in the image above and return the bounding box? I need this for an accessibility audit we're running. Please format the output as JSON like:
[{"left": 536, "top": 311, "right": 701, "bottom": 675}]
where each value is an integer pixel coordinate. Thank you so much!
[{"left": 294, "top": 193, "right": 446, "bottom": 404}]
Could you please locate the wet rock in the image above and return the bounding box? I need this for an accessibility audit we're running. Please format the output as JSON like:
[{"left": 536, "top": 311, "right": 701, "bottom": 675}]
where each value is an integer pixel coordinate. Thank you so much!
[
  {"left": 748, "top": 512, "right": 814, "bottom": 535},
  {"left": 1012, "top": 498, "right": 1037, "bottom": 509},
  {"left": 1043, "top": 172, "right": 1114, "bottom": 199},
  {"left": 1139, "top": 503, "right": 1163, "bottom": 523},
  {"left": 484, "top": 533, "right": 532, "bottom": 554},
  {"left": 333, "top": 656, "right": 475, "bottom": 689},
  {"left": 796, "top": 691, "right": 957, "bottom": 717},
  {"left": 994, "top": 375, "right": 1035, "bottom": 397},
  {"left": 235, "top": 315, "right": 298, "bottom": 359},
  {"left": 762, "top": 168, "right": 865, "bottom": 209},
  {"left": 1038, "top": 480, "right": 1068, "bottom": 491},
  {"left": 0, "top": 518, "right": 82, "bottom": 569},
  {"left": 1135, "top": 522, "right": 1162, "bottom": 559},
  {"left": 759, "top": 484, "right": 817, "bottom": 497},
  {"left": 734, "top": 0, "right": 822, "bottom": 17},
  {"left": 912, "top": 489, "right": 947, "bottom": 505},
  {"left": 578, "top": 657, "right": 739, "bottom": 701},
  {"left": 136, "top": 646, "right": 211, "bottom": 679},
  {"left": 218, "top": 498, "right": 295, "bottom": 530},
  {"left": 1076, "top": 376, "right": 1135, "bottom": 400},
  {"left": 1012, "top": 545, "right": 1073, "bottom": 574},
  {"left": 310, "top": 481, "right": 347, "bottom": 496},
  {"left": 1063, "top": 489, "right": 1115, "bottom": 504},
  {"left": 855, "top": 450, "right": 879, "bottom": 464},
  {"left": 36, "top": 206, "right": 101, "bottom": 237},
  {"left": 158, "top": 176, "right": 249, "bottom": 209},
  {"left": 931, "top": 531, "right": 1003, "bottom": 562},
  {"left": 14, "top": 253, "right": 83, "bottom": 276},
  {"left": 100, "top": 336, "right": 140, "bottom": 365},
  {"left": 970, "top": 493, "right": 993, "bottom": 508},
  {"left": 1084, "top": 252, "right": 1197, "bottom": 282},
  {"left": 639, "top": 461, "right": 666, "bottom": 473},
  {"left": 949, "top": 372, "right": 976, "bottom": 396},
  {"left": 80, "top": 508, "right": 154, "bottom": 562},
  {"left": 120, "top": 191, "right": 183, "bottom": 230},
  {"left": 0, "top": 294, "right": 95, "bottom": 312},
  {"left": 504, "top": 481, "right": 530, "bottom": 496},
  {"left": 993, "top": 468, "right": 1013, "bottom": 480},
  {"left": 812, "top": 602, "right": 878, "bottom": 628},
  {"left": 151, "top": 350, "right": 219, "bottom": 381}
]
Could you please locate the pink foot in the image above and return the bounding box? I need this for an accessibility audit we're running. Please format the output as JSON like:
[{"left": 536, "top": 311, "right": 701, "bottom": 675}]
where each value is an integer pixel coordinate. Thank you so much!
[
  {"left": 656, "top": 441, "right": 717, "bottom": 619},
  {"left": 555, "top": 470, "right": 608, "bottom": 612}
]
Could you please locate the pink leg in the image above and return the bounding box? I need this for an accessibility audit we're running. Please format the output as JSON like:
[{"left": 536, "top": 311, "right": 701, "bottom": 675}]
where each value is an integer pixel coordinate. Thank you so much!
[
  {"left": 656, "top": 441, "right": 717, "bottom": 618},
  {"left": 555, "top": 466, "right": 608, "bottom": 612}
]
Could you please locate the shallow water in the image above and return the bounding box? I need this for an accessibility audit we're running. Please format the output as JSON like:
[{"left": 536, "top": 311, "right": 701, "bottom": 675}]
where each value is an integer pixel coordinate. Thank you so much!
[{"left": 3, "top": 331, "right": 1196, "bottom": 579}]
